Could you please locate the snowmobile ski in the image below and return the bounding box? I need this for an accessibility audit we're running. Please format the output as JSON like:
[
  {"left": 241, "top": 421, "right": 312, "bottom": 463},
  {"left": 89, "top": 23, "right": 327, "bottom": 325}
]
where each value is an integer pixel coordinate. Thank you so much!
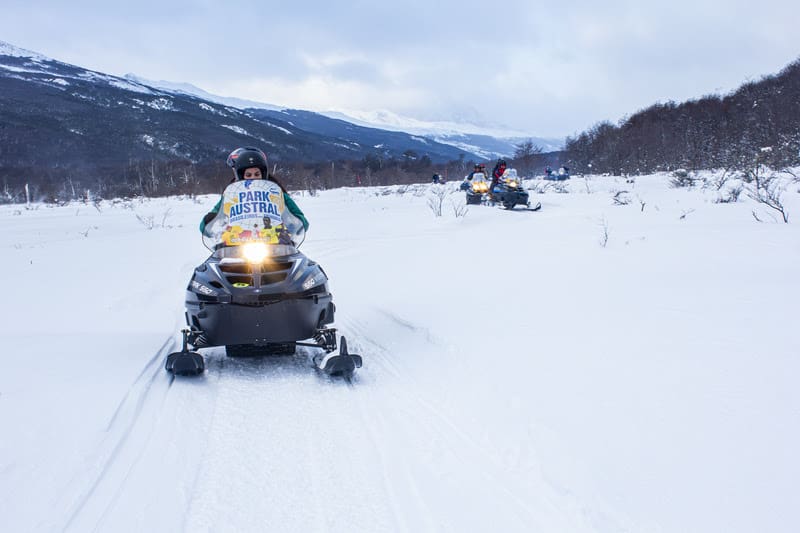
[
  {"left": 314, "top": 336, "right": 362, "bottom": 377},
  {"left": 165, "top": 329, "right": 205, "bottom": 376}
]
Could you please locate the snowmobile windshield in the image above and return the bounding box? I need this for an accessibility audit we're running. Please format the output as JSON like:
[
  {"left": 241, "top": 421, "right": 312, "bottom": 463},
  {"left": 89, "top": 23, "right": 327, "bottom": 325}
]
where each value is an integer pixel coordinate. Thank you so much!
[
  {"left": 202, "top": 179, "right": 306, "bottom": 257},
  {"left": 470, "top": 172, "right": 489, "bottom": 193},
  {"left": 501, "top": 169, "right": 520, "bottom": 188}
]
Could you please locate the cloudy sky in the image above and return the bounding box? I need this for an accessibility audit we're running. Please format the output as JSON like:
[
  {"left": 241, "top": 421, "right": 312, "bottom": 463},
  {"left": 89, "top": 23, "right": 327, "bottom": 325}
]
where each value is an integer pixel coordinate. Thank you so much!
[{"left": 2, "top": 0, "right": 798, "bottom": 138}]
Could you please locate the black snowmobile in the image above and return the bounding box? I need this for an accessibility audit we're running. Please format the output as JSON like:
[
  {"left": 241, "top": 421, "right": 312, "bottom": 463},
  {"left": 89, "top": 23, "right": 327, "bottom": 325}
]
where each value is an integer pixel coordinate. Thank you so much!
[
  {"left": 165, "top": 179, "right": 362, "bottom": 378},
  {"left": 489, "top": 169, "right": 541, "bottom": 210},
  {"left": 462, "top": 172, "right": 490, "bottom": 205}
]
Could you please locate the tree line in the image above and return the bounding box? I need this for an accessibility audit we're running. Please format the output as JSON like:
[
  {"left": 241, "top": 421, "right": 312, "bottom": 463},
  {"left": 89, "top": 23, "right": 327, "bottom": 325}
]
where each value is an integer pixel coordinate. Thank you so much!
[
  {"left": 0, "top": 150, "right": 506, "bottom": 204},
  {"left": 562, "top": 58, "right": 800, "bottom": 175}
]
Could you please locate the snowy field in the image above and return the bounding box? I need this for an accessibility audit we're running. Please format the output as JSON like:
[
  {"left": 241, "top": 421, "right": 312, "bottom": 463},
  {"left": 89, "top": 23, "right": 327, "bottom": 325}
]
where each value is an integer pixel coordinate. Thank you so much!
[{"left": 1, "top": 172, "right": 798, "bottom": 533}]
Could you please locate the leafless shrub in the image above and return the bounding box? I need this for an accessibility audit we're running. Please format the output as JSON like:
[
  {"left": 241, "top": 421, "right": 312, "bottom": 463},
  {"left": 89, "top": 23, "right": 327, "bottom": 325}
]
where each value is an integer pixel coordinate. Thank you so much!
[
  {"left": 714, "top": 184, "right": 743, "bottom": 204},
  {"left": 612, "top": 190, "right": 631, "bottom": 205},
  {"left": 135, "top": 214, "right": 155, "bottom": 229},
  {"left": 706, "top": 170, "right": 734, "bottom": 191},
  {"left": 670, "top": 169, "right": 696, "bottom": 188},
  {"left": 450, "top": 199, "right": 468, "bottom": 218},
  {"left": 528, "top": 181, "right": 550, "bottom": 194},
  {"left": 598, "top": 216, "right": 610, "bottom": 247},
  {"left": 583, "top": 176, "right": 593, "bottom": 194},
  {"left": 780, "top": 167, "right": 798, "bottom": 181},
  {"left": 135, "top": 208, "right": 173, "bottom": 229},
  {"left": 552, "top": 182, "right": 569, "bottom": 194},
  {"left": 161, "top": 207, "right": 172, "bottom": 227},
  {"left": 748, "top": 173, "right": 789, "bottom": 223},
  {"left": 427, "top": 187, "right": 449, "bottom": 217}
]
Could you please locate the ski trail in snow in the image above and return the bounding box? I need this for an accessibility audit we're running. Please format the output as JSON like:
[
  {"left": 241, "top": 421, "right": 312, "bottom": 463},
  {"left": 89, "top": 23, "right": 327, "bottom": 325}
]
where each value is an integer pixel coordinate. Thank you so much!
[
  {"left": 91, "top": 345, "right": 226, "bottom": 532},
  {"left": 336, "top": 310, "right": 613, "bottom": 532},
  {"left": 56, "top": 335, "right": 176, "bottom": 531},
  {"left": 53, "top": 332, "right": 223, "bottom": 533}
]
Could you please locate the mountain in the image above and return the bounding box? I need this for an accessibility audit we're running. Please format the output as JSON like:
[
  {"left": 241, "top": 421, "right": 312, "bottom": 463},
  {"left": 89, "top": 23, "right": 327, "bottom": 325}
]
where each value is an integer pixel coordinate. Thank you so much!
[
  {"left": 0, "top": 40, "right": 477, "bottom": 183},
  {"left": 320, "top": 108, "right": 565, "bottom": 155},
  {"left": 127, "top": 74, "right": 564, "bottom": 158}
]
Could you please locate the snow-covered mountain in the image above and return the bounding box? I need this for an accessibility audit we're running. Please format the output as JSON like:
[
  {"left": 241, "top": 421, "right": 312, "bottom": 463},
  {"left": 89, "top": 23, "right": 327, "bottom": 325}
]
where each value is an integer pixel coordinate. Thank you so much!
[
  {"left": 322, "top": 107, "right": 565, "bottom": 154},
  {"left": 127, "top": 73, "right": 564, "bottom": 158},
  {"left": 1, "top": 39, "right": 479, "bottom": 184},
  {"left": 122, "top": 73, "right": 285, "bottom": 112}
]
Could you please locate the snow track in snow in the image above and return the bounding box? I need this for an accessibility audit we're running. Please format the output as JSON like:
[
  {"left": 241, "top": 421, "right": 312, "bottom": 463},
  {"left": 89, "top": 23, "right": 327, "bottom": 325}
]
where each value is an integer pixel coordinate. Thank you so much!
[
  {"left": 53, "top": 335, "right": 220, "bottom": 532},
  {"left": 56, "top": 336, "right": 175, "bottom": 531}
]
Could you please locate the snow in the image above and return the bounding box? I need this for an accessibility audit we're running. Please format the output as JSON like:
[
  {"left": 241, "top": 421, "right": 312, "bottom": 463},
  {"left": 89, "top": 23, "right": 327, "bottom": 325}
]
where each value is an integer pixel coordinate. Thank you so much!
[
  {"left": 102, "top": 76, "right": 155, "bottom": 95},
  {"left": 264, "top": 122, "right": 293, "bottom": 135},
  {"left": 1, "top": 173, "right": 798, "bottom": 532},
  {"left": 323, "top": 107, "right": 529, "bottom": 138},
  {"left": 124, "top": 73, "right": 285, "bottom": 112},
  {"left": 221, "top": 124, "right": 251, "bottom": 136},
  {"left": 146, "top": 97, "right": 175, "bottom": 111},
  {"left": 0, "top": 39, "right": 49, "bottom": 61},
  {"left": 198, "top": 102, "right": 227, "bottom": 116}
]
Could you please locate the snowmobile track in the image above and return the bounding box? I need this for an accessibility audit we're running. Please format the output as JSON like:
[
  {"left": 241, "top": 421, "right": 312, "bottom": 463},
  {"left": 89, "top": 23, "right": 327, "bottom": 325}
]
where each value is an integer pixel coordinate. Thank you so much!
[{"left": 60, "top": 335, "right": 178, "bottom": 531}]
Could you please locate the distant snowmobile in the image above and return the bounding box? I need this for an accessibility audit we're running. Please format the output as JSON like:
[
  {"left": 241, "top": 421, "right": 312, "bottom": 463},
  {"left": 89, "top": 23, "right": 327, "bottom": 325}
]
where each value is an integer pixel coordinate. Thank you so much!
[
  {"left": 489, "top": 169, "right": 540, "bottom": 210},
  {"left": 545, "top": 166, "right": 570, "bottom": 181},
  {"left": 462, "top": 171, "right": 490, "bottom": 205},
  {"left": 165, "top": 179, "right": 362, "bottom": 378}
]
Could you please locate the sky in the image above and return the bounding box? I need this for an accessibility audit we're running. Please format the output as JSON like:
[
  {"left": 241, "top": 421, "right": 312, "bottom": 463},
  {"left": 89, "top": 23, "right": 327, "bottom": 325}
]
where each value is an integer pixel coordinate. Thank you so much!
[{"left": 2, "top": 0, "right": 798, "bottom": 138}]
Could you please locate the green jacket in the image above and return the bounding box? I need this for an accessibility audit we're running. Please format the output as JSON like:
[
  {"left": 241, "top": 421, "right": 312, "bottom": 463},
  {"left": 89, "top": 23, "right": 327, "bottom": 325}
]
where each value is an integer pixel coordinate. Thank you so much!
[{"left": 200, "top": 191, "right": 309, "bottom": 233}]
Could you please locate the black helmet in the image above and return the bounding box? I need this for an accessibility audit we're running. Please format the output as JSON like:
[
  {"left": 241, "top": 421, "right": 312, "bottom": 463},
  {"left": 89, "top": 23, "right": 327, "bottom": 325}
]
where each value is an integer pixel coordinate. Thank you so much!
[
  {"left": 497, "top": 159, "right": 507, "bottom": 166},
  {"left": 227, "top": 147, "right": 268, "bottom": 180}
]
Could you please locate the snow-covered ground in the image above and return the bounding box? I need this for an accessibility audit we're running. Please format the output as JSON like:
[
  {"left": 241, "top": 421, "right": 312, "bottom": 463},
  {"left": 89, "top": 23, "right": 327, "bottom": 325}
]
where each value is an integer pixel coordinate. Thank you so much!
[{"left": 1, "top": 173, "right": 798, "bottom": 533}]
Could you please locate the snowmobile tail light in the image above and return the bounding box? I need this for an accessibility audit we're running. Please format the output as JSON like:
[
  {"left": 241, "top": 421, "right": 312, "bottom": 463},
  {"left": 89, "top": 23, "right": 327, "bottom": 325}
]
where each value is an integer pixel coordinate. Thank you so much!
[{"left": 242, "top": 242, "right": 269, "bottom": 263}]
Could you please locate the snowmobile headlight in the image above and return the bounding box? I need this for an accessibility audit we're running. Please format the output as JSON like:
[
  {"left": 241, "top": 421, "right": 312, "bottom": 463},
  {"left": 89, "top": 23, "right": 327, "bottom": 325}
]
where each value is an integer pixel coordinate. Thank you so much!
[{"left": 242, "top": 242, "right": 269, "bottom": 263}]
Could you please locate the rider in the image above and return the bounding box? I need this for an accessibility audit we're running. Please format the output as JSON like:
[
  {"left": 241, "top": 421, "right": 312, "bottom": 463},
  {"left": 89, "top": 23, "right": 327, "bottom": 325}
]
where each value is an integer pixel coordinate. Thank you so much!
[
  {"left": 490, "top": 159, "right": 507, "bottom": 195},
  {"left": 200, "top": 147, "right": 309, "bottom": 234},
  {"left": 465, "top": 163, "right": 487, "bottom": 180}
]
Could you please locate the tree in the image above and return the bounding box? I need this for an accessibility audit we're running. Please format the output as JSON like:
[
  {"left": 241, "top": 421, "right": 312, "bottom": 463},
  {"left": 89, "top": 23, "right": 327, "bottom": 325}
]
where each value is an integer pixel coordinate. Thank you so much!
[{"left": 513, "top": 140, "right": 543, "bottom": 176}]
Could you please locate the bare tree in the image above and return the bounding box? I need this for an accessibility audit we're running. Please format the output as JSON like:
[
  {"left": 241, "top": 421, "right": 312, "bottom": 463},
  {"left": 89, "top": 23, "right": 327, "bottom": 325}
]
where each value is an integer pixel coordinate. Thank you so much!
[
  {"left": 427, "top": 186, "right": 449, "bottom": 217},
  {"left": 748, "top": 172, "right": 790, "bottom": 223},
  {"left": 513, "top": 140, "right": 543, "bottom": 176}
]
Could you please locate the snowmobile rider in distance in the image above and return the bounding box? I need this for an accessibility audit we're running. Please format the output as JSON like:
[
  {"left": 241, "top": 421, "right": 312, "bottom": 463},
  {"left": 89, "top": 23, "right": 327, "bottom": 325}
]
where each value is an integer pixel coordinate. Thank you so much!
[
  {"left": 490, "top": 159, "right": 508, "bottom": 197},
  {"left": 199, "top": 147, "right": 309, "bottom": 234},
  {"left": 461, "top": 163, "right": 486, "bottom": 190}
]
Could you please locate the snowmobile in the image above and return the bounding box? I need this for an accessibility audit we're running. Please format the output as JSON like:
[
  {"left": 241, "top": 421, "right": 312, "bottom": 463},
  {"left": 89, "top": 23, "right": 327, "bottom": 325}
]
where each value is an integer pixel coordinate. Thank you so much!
[
  {"left": 165, "top": 179, "right": 362, "bottom": 378},
  {"left": 488, "top": 169, "right": 540, "bottom": 210},
  {"left": 463, "top": 172, "right": 490, "bottom": 205},
  {"left": 544, "top": 166, "right": 570, "bottom": 181}
]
